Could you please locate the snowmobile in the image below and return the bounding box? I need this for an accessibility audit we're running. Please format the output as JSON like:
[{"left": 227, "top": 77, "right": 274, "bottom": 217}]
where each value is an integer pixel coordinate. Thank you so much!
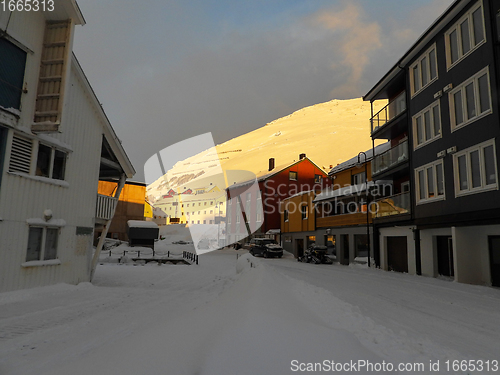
[{"left": 298, "top": 245, "right": 333, "bottom": 264}]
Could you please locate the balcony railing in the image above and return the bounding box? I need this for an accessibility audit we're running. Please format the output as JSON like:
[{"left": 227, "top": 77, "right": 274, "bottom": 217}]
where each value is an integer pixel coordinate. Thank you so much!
[
  {"left": 96, "top": 194, "right": 118, "bottom": 221},
  {"left": 373, "top": 191, "right": 411, "bottom": 218},
  {"left": 371, "top": 91, "right": 406, "bottom": 133},
  {"left": 372, "top": 139, "right": 408, "bottom": 176}
]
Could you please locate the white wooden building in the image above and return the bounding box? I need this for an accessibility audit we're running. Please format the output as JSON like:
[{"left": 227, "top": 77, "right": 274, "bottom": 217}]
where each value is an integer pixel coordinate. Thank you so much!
[{"left": 0, "top": 1, "right": 135, "bottom": 292}]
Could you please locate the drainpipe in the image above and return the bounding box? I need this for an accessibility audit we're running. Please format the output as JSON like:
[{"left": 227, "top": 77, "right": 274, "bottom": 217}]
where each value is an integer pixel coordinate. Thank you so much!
[{"left": 90, "top": 173, "right": 126, "bottom": 280}]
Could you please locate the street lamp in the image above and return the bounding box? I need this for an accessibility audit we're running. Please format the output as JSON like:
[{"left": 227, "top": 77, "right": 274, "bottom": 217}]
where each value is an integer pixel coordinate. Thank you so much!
[{"left": 357, "top": 151, "right": 371, "bottom": 267}]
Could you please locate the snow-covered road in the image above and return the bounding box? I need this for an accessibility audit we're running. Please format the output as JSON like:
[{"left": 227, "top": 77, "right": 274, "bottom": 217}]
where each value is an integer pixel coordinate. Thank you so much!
[{"left": 0, "top": 247, "right": 499, "bottom": 375}]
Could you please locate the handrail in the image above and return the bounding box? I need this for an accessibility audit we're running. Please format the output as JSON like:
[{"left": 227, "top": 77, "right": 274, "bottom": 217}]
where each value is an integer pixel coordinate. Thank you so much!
[
  {"left": 371, "top": 91, "right": 406, "bottom": 133},
  {"left": 373, "top": 191, "right": 411, "bottom": 218},
  {"left": 372, "top": 139, "right": 408, "bottom": 176}
]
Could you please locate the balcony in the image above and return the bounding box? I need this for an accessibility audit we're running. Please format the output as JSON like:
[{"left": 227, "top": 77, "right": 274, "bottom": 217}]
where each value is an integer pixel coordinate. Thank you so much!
[
  {"left": 96, "top": 194, "right": 118, "bottom": 221},
  {"left": 371, "top": 91, "right": 406, "bottom": 136},
  {"left": 372, "top": 139, "right": 408, "bottom": 177},
  {"left": 373, "top": 191, "right": 411, "bottom": 218},
  {"left": 317, "top": 212, "right": 372, "bottom": 228}
]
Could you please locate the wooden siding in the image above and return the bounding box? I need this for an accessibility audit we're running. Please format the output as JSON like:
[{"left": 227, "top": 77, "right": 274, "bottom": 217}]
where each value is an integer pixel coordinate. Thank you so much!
[
  {"left": 316, "top": 212, "right": 372, "bottom": 228},
  {"left": 281, "top": 192, "right": 315, "bottom": 233},
  {"left": 332, "top": 161, "right": 373, "bottom": 188},
  {"left": 0, "top": 62, "right": 105, "bottom": 292}
]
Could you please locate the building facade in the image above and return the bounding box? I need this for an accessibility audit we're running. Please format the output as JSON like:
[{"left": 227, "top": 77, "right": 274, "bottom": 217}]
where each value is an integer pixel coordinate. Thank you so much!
[
  {"left": 365, "top": 0, "right": 500, "bottom": 286},
  {"left": 0, "top": 3, "right": 135, "bottom": 292},
  {"left": 226, "top": 156, "right": 330, "bottom": 245},
  {"left": 280, "top": 145, "right": 390, "bottom": 263}
]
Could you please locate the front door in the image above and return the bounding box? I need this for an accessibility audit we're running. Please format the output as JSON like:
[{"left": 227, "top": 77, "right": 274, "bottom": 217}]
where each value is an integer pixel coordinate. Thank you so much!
[
  {"left": 296, "top": 239, "right": 304, "bottom": 259},
  {"left": 436, "top": 236, "right": 454, "bottom": 277},
  {"left": 489, "top": 236, "right": 500, "bottom": 287}
]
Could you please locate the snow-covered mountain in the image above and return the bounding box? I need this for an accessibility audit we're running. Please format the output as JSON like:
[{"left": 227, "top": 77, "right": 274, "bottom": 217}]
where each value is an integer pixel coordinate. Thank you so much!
[{"left": 148, "top": 97, "right": 384, "bottom": 201}]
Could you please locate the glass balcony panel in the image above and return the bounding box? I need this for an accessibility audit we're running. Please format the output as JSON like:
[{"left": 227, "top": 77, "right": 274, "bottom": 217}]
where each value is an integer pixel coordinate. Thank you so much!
[
  {"left": 372, "top": 139, "right": 408, "bottom": 176},
  {"left": 371, "top": 91, "right": 406, "bottom": 133},
  {"left": 373, "top": 191, "right": 411, "bottom": 218}
]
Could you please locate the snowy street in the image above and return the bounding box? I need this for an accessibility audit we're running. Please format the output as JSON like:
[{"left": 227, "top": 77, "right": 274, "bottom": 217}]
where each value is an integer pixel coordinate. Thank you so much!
[{"left": 0, "top": 246, "right": 499, "bottom": 375}]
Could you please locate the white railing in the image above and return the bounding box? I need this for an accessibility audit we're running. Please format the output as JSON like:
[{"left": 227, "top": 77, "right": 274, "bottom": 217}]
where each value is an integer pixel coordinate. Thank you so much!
[{"left": 96, "top": 194, "right": 118, "bottom": 220}]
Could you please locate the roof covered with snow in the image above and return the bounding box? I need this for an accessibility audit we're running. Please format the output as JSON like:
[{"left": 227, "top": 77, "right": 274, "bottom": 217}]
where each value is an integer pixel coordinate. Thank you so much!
[{"left": 328, "top": 142, "right": 390, "bottom": 176}]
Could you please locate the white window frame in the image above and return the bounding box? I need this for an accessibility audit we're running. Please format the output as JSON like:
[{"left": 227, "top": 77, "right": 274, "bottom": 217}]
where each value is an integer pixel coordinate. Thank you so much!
[
  {"left": 453, "top": 139, "right": 498, "bottom": 197},
  {"left": 289, "top": 171, "right": 298, "bottom": 181},
  {"left": 352, "top": 171, "right": 366, "bottom": 185},
  {"left": 413, "top": 100, "right": 442, "bottom": 150},
  {"left": 410, "top": 44, "right": 438, "bottom": 97},
  {"left": 25, "top": 225, "right": 60, "bottom": 263},
  {"left": 445, "top": 1, "right": 486, "bottom": 70},
  {"left": 256, "top": 193, "right": 262, "bottom": 222},
  {"left": 415, "top": 159, "right": 446, "bottom": 205},
  {"left": 449, "top": 66, "right": 492, "bottom": 131},
  {"left": 245, "top": 192, "right": 251, "bottom": 223}
]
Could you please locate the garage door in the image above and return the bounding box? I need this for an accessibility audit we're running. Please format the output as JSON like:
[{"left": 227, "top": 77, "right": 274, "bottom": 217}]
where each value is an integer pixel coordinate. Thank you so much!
[
  {"left": 489, "top": 236, "right": 500, "bottom": 287},
  {"left": 387, "top": 236, "right": 408, "bottom": 273}
]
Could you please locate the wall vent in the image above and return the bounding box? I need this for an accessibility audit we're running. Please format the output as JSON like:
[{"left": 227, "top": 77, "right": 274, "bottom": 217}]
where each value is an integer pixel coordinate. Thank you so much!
[{"left": 9, "top": 135, "right": 33, "bottom": 174}]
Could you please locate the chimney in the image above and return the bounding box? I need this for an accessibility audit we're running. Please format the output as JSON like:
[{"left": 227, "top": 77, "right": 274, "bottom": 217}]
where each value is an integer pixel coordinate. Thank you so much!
[
  {"left": 269, "top": 158, "right": 275, "bottom": 171},
  {"left": 299, "top": 153, "right": 306, "bottom": 160}
]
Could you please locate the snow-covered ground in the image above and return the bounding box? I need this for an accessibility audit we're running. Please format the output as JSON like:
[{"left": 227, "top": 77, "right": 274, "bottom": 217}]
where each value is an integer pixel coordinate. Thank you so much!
[{"left": 1, "top": 244, "right": 499, "bottom": 375}]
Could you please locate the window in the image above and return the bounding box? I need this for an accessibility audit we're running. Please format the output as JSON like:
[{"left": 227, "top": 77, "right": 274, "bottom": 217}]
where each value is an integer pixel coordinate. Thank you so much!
[
  {"left": 26, "top": 226, "right": 59, "bottom": 262},
  {"left": 0, "top": 38, "right": 27, "bottom": 110},
  {"left": 445, "top": 3, "right": 485, "bottom": 68},
  {"left": 352, "top": 171, "right": 366, "bottom": 185},
  {"left": 413, "top": 101, "right": 441, "bottom": 149},
  {"left": 245, "top": 192, "right": 251, "bottom": 223},
  {"left": 289, "top": 171, "right": 298, "bottom": 181},
  {"left": 415, "top": 160, "right": 445, "bottom": 204},
  {"left": 449, "top": 67, "right": 491, "bottom": 131},
  {"left": 410, "top": 44, "right": 438, "bottom": 96},
  {"left": 284, "top": 209, "right": 289, "bottom": 222},
  {"left": 256, "top": 193, "right": 262, "bottom": 222},
  {"left": 314, "top": 174, "right": 322, "bottom": 183},
  {"left": 236, "top": 203, "right": 241, "bottom": 224},
  {"left": 453, "top": 139, "right": 498, "bottom": 196}
]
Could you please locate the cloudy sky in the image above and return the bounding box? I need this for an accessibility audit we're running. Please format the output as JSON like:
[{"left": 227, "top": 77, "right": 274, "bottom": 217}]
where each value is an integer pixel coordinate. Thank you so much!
[{"left": 72, "top": 0, "right": 454, "bottom": 182}]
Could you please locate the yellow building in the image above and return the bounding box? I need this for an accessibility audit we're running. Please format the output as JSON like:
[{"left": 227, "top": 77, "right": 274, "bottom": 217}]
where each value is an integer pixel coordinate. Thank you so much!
[{"left": 97, "top": 181, "right": 147, "bottom": 241}]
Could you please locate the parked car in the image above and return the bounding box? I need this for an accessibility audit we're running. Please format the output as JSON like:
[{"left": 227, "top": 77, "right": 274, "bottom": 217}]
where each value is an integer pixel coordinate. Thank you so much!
[
  {"left": 244, "top": 238, "right": 283, "bottom": 258},
  {"left": 173, "top": 240, "right": 188, "bottom": 245},
  {"left": 298, "top": 245, "right": 333, "bottom": 264}
]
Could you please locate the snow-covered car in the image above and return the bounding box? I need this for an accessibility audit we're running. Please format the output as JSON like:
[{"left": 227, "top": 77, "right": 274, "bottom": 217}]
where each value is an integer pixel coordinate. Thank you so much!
[{"left": 245, "top": 238, "right": 283, "bottom": 258}]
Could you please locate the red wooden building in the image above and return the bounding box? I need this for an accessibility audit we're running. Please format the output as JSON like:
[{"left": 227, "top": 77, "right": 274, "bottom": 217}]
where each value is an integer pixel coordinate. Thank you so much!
[{"left": 225, "top": 155, "right": 331, "bottom": 245}]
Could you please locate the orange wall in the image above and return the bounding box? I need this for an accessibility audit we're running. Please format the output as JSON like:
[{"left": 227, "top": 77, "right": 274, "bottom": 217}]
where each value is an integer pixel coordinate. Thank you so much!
[
  {"left": 98, "top": 181, "right": 146, "bottom": 204},
  {"left": 281, "top": 192, "right": 315, "bottom": 233},
  {"left": 331, "top": 161, "right": 372, "bottom": 189}
]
